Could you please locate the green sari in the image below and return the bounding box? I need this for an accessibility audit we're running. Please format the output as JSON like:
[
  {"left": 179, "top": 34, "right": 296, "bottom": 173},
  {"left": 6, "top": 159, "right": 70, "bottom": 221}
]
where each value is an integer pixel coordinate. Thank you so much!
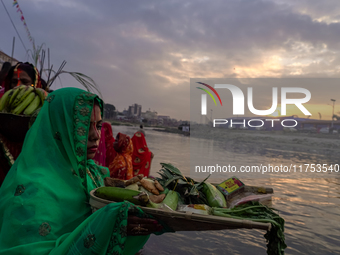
[{"left": 0, "top": 88, "right": 149, "bottom": 254}]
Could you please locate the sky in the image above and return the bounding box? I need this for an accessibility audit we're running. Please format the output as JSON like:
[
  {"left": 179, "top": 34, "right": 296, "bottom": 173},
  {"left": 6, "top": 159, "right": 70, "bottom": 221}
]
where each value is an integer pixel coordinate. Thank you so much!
[{"left": 2, "top": 0, "right": 340, "bottom": 120}]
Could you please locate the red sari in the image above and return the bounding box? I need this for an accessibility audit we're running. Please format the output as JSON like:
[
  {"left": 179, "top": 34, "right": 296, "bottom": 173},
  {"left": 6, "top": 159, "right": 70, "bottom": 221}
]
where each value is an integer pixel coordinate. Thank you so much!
[
  {"left": 131, "top": 131, "right": 153, "bottom": 177},
  {"left": 109, "top": 133, "right": 133, "bottom": 180},
  {"left": 93, "top": 122, "right": 116, "bottom": 168}
]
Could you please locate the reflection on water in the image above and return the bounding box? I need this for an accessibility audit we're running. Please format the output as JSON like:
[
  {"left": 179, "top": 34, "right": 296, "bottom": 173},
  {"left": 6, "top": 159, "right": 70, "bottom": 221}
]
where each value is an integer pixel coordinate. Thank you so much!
[{"left": 112, "top": 125, "right": 340, "bottom": 255}]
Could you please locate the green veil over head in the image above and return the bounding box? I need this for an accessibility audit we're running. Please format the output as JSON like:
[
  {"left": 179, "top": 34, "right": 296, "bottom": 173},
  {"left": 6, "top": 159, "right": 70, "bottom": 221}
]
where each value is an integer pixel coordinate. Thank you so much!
[{"left": 0, "top": 87, "right": 149, "bottom": 255}]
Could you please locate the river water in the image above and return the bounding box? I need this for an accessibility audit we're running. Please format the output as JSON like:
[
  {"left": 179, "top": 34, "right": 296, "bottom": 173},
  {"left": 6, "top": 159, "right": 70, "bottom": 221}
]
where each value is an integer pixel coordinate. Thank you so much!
[{"left": 112, "top": 125, "right": 340, "bottom": 255}]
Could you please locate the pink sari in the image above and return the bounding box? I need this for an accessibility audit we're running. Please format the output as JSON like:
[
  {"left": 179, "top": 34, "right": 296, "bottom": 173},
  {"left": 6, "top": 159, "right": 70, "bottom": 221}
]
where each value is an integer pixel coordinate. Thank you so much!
[
  {"left": 0, "top": 87, "right": 4, "bottom": 99},
  {"left": 93, "top": 122, "right": 116, "bottom": 167}
]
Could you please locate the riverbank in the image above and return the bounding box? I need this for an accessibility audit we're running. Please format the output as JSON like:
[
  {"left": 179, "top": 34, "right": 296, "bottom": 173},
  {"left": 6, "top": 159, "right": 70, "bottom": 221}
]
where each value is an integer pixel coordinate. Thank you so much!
[
  {"left": 107, "top": 121, "right": 340, "bottom": 160},
  {"left": 153, "top": 127, "right": 190, "bottom": 136},
  {"left": 191, "top": 126, "right": 340, "bottom": 160},
  {"left": 106, "top": 120, "right": 165, "bottom": 129},
  {"left": 105, "top": 120, "right": 190, "bottom": 135}
]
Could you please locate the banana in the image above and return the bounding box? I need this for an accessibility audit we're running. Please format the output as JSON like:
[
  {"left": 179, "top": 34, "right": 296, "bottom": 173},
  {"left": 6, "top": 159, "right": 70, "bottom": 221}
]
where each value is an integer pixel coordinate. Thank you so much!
[
  {"left": 0, "top": 89, "right": 13, "bottom": 111},
  {"left": 8, "top": 85, "right": 26, "bottom": 107},
  {"left": 23, "top": 94, "right": 41, "bottom": 116},
  {"left": 11, "top": 91, "right": 35, "bottom": 115},
  {"left": 11, "top": 85, "right": 34, "bottom": 108},
  {"left": 19, "top": 86, "right": 35, "bottom": 104},
  {"left": 2, "top": 89, "right": 15, "bottom": 112},
  {"left": 94, "top": 187, "right": 149, "bottom": 206},
  {"left": 35, "top": 88, "right": 48, "bottom": 105},
  {"left": 11, "top": 86, "right": 35, "bottom": 109}
]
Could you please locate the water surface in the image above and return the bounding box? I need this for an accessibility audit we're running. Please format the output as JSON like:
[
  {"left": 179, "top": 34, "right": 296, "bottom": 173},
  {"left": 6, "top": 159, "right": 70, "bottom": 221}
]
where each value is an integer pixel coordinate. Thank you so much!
[{"left": 112, "top": 125, "right": 340, "bottom": 255}]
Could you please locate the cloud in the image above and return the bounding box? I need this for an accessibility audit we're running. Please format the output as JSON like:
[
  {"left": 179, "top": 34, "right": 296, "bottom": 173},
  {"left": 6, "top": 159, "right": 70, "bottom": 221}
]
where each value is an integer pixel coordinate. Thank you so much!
[{"left": 1, "top": 0, "right": 340, "bottom": 120}]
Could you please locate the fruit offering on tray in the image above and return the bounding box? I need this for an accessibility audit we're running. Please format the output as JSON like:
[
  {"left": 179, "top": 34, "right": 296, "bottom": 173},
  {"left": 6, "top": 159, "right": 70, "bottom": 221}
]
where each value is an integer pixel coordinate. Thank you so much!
[
  {"left": 0, "top": 85, "right": 48, "bottom": 116},
  {"left": 92, "top": 163, "right": 286, "bottom": 255}
]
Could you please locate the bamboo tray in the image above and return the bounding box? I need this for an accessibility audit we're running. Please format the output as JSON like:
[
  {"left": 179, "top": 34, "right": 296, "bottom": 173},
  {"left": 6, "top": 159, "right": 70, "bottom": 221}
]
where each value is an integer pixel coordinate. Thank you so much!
[{"left": 89, "top": 188, "right": 271, "bottom": 232}]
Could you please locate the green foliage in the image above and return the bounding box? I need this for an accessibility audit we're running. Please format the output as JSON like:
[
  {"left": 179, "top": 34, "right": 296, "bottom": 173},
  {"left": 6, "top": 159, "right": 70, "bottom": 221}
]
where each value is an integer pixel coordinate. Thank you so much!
[
  {"left": 104, "top": 103, "right": 116, "bottom": 119},
  {"left": 60, "top": 71, "right": 101, "bottom": 96},
  {"left": 156, "top": 163, "right": 286, "bottom": 254},
  {"left": 155, "top": 163, "right": 211, "bottom": 205},
  {"left": 27, "top": 42, "right": 45, "bottom": 67},
  {"left": 213, "top": 202, "right": 287, "bottom": 255}
]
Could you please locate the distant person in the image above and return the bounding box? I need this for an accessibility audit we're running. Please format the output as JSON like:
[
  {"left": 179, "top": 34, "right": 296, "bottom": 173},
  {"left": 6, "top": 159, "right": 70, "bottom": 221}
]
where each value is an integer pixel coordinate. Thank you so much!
[
  {"left": 109, "top": 133, "right": 134, "bottom": 180},
  {"left": 131, "top": 131, "right": 154, "bottom": 177},
  {"left": 139, "top": 124, "right": 146, "bottom": 136}
]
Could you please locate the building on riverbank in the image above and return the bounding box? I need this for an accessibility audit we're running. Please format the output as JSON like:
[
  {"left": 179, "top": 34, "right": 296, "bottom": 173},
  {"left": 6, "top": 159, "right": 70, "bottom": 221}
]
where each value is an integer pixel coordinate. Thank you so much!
[{"left": 128, "top": 103, "right": 142, "bottom": 118}]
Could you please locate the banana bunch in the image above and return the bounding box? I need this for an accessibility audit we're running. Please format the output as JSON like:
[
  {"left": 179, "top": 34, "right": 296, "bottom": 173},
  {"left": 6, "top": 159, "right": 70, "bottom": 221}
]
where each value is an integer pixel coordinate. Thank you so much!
[{"left": 0, "top": 85, "right": 48, "bottom": 116}]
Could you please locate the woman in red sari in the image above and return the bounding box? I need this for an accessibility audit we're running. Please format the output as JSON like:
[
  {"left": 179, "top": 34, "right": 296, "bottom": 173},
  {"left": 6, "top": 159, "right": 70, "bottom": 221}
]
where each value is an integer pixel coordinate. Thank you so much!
[
  {"left": 131, "top": 131, "right": 153, "bottom": 177},
  {"left": 109, "top": 133, "right": 134, "bottom": 180}
]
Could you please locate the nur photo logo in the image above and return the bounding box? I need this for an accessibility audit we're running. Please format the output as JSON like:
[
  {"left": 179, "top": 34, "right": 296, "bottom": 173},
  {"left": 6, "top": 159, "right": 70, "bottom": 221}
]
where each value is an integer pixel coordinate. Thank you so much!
[
  {"left": 197, "top": 82, "right": 311, "bottom": 116},
  {"left": 196, "top": 82, "right": 223, "bottom": 115},
  {"left": 196, "top": 82, "right": 312, "bottom": 128}
]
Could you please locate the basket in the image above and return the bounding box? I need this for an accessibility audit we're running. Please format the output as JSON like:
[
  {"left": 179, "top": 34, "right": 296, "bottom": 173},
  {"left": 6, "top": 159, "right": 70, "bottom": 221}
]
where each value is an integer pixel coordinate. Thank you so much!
[
  {"left": 89, "top": 189, "right": 271, "bottom": 232},
  {"left": 0, "top": 112, "right": 32, "bottom": 142}
]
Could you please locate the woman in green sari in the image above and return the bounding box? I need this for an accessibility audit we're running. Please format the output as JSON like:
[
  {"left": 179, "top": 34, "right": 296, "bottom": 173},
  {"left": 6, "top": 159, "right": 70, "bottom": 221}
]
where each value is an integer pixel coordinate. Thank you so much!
[{"left": 0, "top": 88, "right": 163, "bottom": 255}]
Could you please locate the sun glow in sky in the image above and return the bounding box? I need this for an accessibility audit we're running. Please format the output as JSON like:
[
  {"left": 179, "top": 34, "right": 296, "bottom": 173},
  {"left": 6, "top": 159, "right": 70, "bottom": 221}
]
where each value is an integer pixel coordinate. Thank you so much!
[
  {"left": 269, "top": 104, "right": 337, "bottom": 120},
  {"left": 270, "top": 107, "right": 281, "bottom": 117}
]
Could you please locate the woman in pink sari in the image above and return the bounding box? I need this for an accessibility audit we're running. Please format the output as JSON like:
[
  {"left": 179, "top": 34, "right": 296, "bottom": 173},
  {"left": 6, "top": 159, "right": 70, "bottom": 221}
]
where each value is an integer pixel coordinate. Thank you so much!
[{"left": 93, "top": 122, "right": 116, "bottom": 168}]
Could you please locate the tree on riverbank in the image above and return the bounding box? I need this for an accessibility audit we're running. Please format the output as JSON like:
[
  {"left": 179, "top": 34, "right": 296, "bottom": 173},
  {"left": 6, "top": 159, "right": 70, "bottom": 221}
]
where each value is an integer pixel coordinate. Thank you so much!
[{"left": 104, "top": 103, "right": 116, "bottom": 119}]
